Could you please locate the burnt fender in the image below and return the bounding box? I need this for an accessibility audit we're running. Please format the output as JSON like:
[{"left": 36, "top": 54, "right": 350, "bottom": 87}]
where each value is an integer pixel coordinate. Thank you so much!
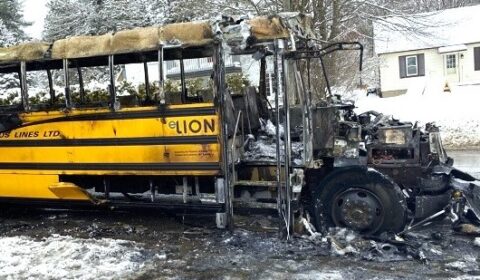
[
  {"left": 313, "top": 166, "right": 401, "bottom": 191},
  {"left": 432, "top": 164, "right": 480, "bottom": 220},
  {"left": 450, "top": 177, "right": 480, "bottom": 220},
  {"left": 432, "top": 165, "right": 478, "bottom": 181}
]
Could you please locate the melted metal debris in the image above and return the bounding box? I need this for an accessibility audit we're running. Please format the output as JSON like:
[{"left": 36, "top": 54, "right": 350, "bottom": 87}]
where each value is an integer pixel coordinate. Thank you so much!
[
  {"left": 299, "top": 216, "right": 480, "bottom": 268},
  {"left": 244, "top": 120, "right": 303, "bottom": 164},
  {"left": 244, "top": 136, "right": 303, "bottom": 164}
]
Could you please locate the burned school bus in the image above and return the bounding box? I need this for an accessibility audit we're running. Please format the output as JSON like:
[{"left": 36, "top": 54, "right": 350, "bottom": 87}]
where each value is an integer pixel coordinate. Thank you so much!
[{"left": 0, "top": 14, "right": 478, "bottom": 235}]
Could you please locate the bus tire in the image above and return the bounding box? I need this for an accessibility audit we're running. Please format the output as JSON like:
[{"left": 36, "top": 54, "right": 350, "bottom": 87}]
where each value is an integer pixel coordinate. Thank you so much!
[{"left": 311, "top": 168, "right": 407, "bottom": 235}]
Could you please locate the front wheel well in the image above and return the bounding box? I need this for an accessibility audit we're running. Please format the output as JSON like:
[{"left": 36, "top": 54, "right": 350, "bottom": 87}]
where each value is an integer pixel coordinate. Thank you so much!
[{"left": 305, "top": 166, "right": 408, "bottom": 234}]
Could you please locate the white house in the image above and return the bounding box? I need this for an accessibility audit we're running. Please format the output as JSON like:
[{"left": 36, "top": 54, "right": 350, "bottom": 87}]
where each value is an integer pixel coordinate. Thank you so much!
[
  {"left": 123, "top": 55, "right": 242, "bottom": 85},
  {"left": 374, "top": 5, "right": 480, "bottom": 97}
]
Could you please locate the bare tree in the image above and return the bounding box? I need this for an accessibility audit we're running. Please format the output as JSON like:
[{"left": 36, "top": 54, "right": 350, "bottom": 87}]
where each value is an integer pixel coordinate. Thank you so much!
[{"left": 238, "top": 0, "right": 480, "bottom": 98}]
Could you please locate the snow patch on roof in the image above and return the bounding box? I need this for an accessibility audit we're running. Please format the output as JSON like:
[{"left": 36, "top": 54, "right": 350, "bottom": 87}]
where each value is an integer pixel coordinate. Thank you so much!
[
  {"left": 374, "top": 5, "right": 480, "bottom": 54},
  {"left": 438, "top": 44, "right": 467, "bottom": 54}
]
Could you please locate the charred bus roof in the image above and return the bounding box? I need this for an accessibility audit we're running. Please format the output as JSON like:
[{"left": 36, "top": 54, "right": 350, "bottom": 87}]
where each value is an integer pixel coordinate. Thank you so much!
[{"left": 0, "top": 14, "right": 313, "bottom": 73}]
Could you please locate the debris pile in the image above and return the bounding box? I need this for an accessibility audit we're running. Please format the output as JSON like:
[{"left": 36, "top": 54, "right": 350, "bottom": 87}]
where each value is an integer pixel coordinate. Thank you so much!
[
  {"left": 299, "top": 216, "right": 480, "bottom": 266},
  {"left": 243, "top": 120, "right": 303, "bottom": 164}
]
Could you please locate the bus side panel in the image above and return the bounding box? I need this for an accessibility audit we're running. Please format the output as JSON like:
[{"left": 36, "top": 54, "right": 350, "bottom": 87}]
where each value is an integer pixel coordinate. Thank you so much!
[{"left": 0, "top": 105, "right": 222, "bottom": 200}]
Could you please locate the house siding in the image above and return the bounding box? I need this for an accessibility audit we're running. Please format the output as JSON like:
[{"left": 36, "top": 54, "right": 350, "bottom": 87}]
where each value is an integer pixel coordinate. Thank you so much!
[
  {"left": 462, "top": 43, "right": 480, "bottom": 82},
  {"left": 379, "top": 42, "right": 480, "bottom": 96},
  {"left": 124, "top": 55, "right": 242, "bottom": 85}
]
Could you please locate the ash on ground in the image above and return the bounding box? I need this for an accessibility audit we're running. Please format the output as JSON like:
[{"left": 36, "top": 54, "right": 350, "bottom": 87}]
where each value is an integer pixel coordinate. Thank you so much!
[{"left": 1, "top": 208, "right": 480, "bottom": 280}]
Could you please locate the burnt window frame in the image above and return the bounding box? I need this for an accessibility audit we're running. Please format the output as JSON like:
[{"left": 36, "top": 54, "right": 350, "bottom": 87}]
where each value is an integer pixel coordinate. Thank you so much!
[
  {"left": 0, "top": 44, "right": 217, "bottom": 114},
  {"left": 0, "top": 63, "right": 23, "bottom": 112}
]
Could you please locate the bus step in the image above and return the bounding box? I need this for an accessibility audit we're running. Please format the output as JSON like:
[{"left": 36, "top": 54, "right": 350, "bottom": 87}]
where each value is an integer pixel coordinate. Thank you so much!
[
  {"left": 234, "top": 180, "right": 280, "bottom": 188},
  {"left": 233, "top": 201, "right": 277, "bottom": 210}
]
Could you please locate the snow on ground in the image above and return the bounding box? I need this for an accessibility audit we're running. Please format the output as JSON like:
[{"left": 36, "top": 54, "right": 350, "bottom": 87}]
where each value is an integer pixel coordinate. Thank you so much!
[
  {"left": 351, "top": 84, "right": 480, "bottom": 149},
  {"left": 260, "top": 269, "right": 346, "bottom": 280},
  {"left": 0, "top": 234, "right": 152, "bottom": 280}
]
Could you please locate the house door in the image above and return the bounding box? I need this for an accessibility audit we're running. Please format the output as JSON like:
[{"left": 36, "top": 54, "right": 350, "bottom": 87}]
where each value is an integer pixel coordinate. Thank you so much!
[{"left": 444, "top": 53, "right": 460, "bottom": 84}]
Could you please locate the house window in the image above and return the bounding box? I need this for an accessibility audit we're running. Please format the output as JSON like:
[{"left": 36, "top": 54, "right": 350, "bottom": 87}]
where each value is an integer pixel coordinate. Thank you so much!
[
  {"left": 399, "top": 54, "right": 425, "bottom": 78},
  {"left": 406, "top": 56, "right": 418, "bottom": 76},
  {"left": 474, "top": 47, "right": 480, "bottom": 71}
]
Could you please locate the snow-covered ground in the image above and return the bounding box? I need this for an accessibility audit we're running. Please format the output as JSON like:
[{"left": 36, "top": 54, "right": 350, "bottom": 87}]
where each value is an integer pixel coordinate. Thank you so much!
[
  {"left": 2, "top": 211, "right": 480, "bottom": 279},
  {"left": 0, "top": 235, "right": 155, "bottom": 280},
  {"left": 350, "top": 84, "right": 480, "bottom": 149}
]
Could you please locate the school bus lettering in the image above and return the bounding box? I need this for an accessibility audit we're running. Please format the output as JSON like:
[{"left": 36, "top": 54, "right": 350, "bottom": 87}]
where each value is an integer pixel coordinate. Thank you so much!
[
  {"left": 204, "top": 119, "right": 215, "bottom": 133},
  {"left": 0, "top": 130, "right": 61, "bottom": 139},
  {"left": 14, "top": 131, "right": 39, "bottom": 138},
  {"left": 43, "top": 130, "right": 61, "bottom": 137},
  {"left": 168, "top": 119, "right": 216, "bottom": 134}
]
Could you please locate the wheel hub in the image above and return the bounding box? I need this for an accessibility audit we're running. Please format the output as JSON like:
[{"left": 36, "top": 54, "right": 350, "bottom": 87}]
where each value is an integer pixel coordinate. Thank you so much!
[{"left": 332, "top": 188, "right": 384, "bottom": 232}]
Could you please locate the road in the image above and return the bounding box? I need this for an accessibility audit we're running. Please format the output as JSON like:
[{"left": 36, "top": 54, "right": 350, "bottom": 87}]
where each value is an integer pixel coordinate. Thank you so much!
[{"left": 448, "top": 149, "right": 480, "bottom": 179}]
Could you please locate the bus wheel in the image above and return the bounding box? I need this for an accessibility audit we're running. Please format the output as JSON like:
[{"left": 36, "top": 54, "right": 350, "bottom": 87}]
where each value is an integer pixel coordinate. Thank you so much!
[{"left": 311, "top": 169, "right": 407, "bottom": 235}]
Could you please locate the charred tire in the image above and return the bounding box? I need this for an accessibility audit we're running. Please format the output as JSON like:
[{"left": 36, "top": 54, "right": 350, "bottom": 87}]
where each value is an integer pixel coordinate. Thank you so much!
[{"left": 311, "top": 168, "right": 407, "bottom": 235}]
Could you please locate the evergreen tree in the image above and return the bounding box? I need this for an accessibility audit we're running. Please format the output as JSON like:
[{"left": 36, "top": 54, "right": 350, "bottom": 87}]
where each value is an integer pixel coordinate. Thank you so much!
[
  {"left": 0, "top": 18, "right": 19, "bottom": 92},
  {"left": 44, "top": 0, "right": 163, "bottom": 41},
  {"left": 0, "top": 0, "right": 30, "bottom": 41},
  {"left": 147, "top": 0, "right": 168, "bottom": 24},
  {"left": 96, "top": 0, "right": 152, "bottom": 33},
  {"left": 43, "top": 0, "right": 95, "bottom": 41},
  {"left": 0, "top": 0, "right": 30, "bottom": 95},
  {"left": 0, "top": 19, "right": 15, "bottom": 47},
  {"left": 167, "top": 0, "right": 249, "bottom": 22}
]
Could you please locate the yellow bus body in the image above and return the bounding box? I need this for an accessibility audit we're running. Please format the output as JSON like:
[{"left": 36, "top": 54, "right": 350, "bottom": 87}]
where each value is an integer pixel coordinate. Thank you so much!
[{"left": 0, "top": 103, "right": 221, "bottom": 201}]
